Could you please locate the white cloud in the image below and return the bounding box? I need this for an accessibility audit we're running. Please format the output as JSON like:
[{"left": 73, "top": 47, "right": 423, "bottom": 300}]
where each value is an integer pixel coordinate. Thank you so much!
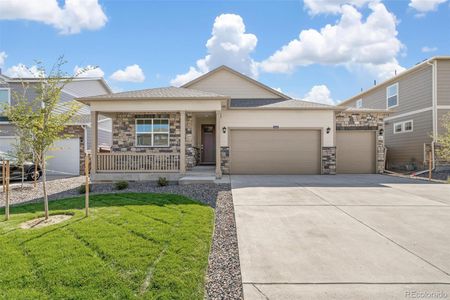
[
  {"left": 110, "top": 64, "right": 145, "bottom": 82},
  {"left": 0, "top": 52, "right": 7, "bottom": 68},
  {"left": 409, "top": 0, "right": 448, "bottom": 13},
  {"left": 74, "top": 65, "right": 105, "bottom": 77},
  {"left": 4, "top": 64, "right": 44, "bottom": 78},
  {"left": 303, "top": 0, "right": 373, "bottom": 15},
  {"left": 171, "top": 13, "right": 258, "bottom": 86},
  {"left": 421, "top": 46, "right": 438, "bottom": 53},
  {"left": 303, "top": 85, "right": 335, "bottom": 105},
  {"left": 0, "top": 0, "right": 107, "bottom": 34},
  {"left": 261, "top": 2, "right": 404, "bottom": 80}
]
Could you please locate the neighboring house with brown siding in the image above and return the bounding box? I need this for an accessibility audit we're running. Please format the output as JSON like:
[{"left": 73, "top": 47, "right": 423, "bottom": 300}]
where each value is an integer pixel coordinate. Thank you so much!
[
  {"left": 0, "top": 74, "right": 113, "bottom": 175},
  {"left": 339, "top": 56, "right": 450, "bottom": 171},
  {"left": 77, "top": 65, "right": 389, "bottom": 181}
]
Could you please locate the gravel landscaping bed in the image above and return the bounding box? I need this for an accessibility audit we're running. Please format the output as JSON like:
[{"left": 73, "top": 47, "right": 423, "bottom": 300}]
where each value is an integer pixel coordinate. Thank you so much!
[{"left": 206, "top": 190, "right": 244, "bottom": 300}]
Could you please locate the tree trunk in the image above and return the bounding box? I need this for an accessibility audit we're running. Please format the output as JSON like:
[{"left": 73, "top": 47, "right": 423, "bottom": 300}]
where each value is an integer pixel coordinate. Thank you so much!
[
  {"left": 21, "top": 164, "right": 24, "bottom": 189},
  {"left": 42, "top": 155, "right": 49, "bottom": 220},
  {"left": 34, "top": 160, "right": 38, "bottom": 188}
]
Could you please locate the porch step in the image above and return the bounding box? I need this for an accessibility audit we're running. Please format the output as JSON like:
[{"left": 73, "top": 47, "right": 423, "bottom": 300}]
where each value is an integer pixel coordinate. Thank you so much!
[{"left": 178, "top": 176, "right": 216, "bottom": 185}]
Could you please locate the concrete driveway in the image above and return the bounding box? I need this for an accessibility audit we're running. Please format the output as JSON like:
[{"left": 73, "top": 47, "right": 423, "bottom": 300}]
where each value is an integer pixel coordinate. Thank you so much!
[{"left": 231, "top": 175, "right": 450, "bottom": 299}]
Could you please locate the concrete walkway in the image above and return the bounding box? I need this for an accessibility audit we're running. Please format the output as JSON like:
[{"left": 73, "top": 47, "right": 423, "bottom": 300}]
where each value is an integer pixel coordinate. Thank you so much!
[{"left": 231, "top": 175, "right": 450, "bottom": 299}]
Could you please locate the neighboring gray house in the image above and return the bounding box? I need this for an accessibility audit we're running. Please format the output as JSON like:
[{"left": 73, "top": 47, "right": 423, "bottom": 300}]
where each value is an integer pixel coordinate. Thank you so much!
[
  {"left": 339, "top": 56, "right": 450, "bottom": 170},
  {"left": 0, "top": 74, "right": 112, "bottom": 175}
]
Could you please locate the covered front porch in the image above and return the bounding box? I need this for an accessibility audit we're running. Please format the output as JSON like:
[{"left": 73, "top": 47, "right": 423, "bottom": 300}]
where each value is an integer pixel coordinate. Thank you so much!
[{"left": 90, "top": 109, "right": 224, "bottom": 182}]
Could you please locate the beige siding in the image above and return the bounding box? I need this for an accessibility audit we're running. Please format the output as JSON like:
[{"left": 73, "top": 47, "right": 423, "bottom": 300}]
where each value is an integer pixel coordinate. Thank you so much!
[
  {"left": 345, "top": 65, "right": 432, "bottom": 115},
  {"left": 437, "top": 109, "right": 450, "bottom": 135},
  {"left": 437, "top": 60, "right": 450, "bottom": 106},
  {"left": 64, "top": 80, "right": 109, "bottom": 97},
  {"left": 0, "top": 124, "right": 17, "bottom": 136},
  {"left": 187, "top": 69, "right": 282, "bottom": 99},
  {"left": 385, "top": 111, "right": 433, "bottom": 168}
]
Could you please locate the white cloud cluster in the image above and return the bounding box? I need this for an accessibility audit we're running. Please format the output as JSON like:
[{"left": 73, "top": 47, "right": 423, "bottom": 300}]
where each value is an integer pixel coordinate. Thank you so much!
[
  {"left": 261, "top": 2, "right": 404, "bottom": 80},
  {"left": 303, "top": 85, "right": 335, "bottom": 105},
  {"left": 171, "top": 14, "right": 258, "bottom": 86},
  {"left": 421, "top": 46, "right": 438, "bottom": 53},
  {"left": 4, "top": 64, "right": 44, "bottom": 78},
  {"left": 409, "top": 0, "right": 448, "bottom": 14},
  {"left": 0, "top": 0, "right": 107, "bottom": 34},
  {"left": 303, "top": 0, "right": 372, "bottom": 15},
  {"left": 74, "top": 65, "right": 105, "bottom": 77},
  {"left": 110, "top": 64, "right": 145, "bottom": 82},
  {"left": 0, "top": 52, "right": 6, "bottom": 68}
]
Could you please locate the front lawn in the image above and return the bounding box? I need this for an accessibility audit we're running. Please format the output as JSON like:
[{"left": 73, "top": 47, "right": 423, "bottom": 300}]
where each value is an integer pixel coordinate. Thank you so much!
[{"left": 0, "top": 193, "right": 214, "bottom": 299}]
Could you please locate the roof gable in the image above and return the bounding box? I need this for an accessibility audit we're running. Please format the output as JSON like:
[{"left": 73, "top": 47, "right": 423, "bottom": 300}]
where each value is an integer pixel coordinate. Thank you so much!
[{"left": 182, "top": 66, "right": 290, "bottom": 99}]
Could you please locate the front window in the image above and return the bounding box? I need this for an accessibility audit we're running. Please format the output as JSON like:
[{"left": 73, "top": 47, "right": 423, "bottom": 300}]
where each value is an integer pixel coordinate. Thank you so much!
[
  {"left": 387, "top": 83, "right": 398, "bottom": 108},
  {"left": 394, "top": 123, "right": 402, "bottom": 133},
  {"left": 393, "top": 120, "right": 413, "bottom": 134},
  {"left": 404, "top": 120, "right": 413, "bottom": 132},
  {"left": 0, "top": 88, "right": 11, "bottom": 113},
  {"left": 136, "top": 118, "right": 169, "bottom": 147}
]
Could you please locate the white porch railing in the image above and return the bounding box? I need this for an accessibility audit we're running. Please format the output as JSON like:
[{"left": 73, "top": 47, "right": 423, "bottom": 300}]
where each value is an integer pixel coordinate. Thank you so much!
[{"left": 96, "top": 152, "right": 180, "bottom": 173}]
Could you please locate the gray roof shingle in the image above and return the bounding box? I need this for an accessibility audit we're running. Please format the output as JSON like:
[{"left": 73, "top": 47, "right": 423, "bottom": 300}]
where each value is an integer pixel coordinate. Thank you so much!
[
  {"left": 77, "top": 86, "right": 228, "bottom": 101},
  {"left": 259, "top": 99, "right": 335, "bottom": 109}
]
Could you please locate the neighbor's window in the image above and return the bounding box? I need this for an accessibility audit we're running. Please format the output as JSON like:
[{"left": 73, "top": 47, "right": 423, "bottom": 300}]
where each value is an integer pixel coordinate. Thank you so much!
[
  {"left": 136, "top": 118, "right": 169, "bottom": 147},
  {"left": 393, "top": 120, "right": 413, "bottom": 134},
  {"left": 356, "top": 99, "right": 363, "bottom": 108},
  {"left": 0, "top": 88, "right": 10, "bottom": 113},
  {"left": 387, "top": 83, "right": 398, "bottom": 108}
]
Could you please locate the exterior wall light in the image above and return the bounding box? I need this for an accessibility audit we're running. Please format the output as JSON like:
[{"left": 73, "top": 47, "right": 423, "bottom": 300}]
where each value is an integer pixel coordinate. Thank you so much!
[
  {"left": 222, "top": 126, "right": 227, "bottom": 134},
  {"left": 379, "top": 128, "right": 384, "bottom": 136},
  {"left": 326, "top": 127, "right": 331, "bottom": 134}
]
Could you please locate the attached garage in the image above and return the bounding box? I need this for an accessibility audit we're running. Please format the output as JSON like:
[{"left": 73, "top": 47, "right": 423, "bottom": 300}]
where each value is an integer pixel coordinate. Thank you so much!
[
  {"left": 230, "top": 129, "right": 321, "bottom": 174},
  {"left": 336, "top": 130, "right": 376, "bottom": 174},
  {"left": 0, "top": 137, "right": 17, "bottom": 153},
  {"left": 46, "top": 138, "right": 81, "bottom": 176}
]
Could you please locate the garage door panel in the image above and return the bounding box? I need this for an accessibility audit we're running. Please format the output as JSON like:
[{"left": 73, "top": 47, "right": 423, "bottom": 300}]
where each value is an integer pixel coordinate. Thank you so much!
[
  {"left": 230, "top": 129, "right": 321, "bottom": 175},
  {"left": 337, "top": 131, "right": 375, "bottom": 174},
  {"left": 46, "top": 138, "right": 80, "bottom": 176}
]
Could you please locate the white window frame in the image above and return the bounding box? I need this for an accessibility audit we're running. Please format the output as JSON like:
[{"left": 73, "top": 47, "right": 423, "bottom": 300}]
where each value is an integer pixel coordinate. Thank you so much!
[
  {"left": 135, "top": 118, "right": 170, "bottom": 147},
  {"left": 386, "top": 82, "right": 399, "bottom": 109},
  {"left": 393, "top": 119, "right": 413, "bottom": 134},
  {"left": 356, "top": 99, "right": 363, "bottom": 108},
  {"left": 0, "top": 87, "right": 11, "bottom": 114}
]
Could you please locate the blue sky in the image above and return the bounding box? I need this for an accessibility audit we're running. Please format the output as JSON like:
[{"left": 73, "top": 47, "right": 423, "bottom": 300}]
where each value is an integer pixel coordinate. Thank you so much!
[{"left": 0, "top": 0, "right": 449, "bottom": 103}]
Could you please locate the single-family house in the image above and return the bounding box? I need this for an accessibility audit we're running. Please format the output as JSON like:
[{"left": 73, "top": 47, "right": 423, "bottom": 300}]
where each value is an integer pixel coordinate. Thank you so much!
[
  {"left": 0, "top": 73, "right": 113, "bottom": 176},
  {"left": 77, "top": 65, "right": 388, "bottom": 181},
  {"left": 339, "top": 56, "right": 450, "bottom": 170}
]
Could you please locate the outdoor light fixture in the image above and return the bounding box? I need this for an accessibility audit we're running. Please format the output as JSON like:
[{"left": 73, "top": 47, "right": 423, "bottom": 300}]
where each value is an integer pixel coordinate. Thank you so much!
[
  {"left": 326, "top": 127, "right": 331, "bottom": 134},
  {"left": 222, "top": 126, "right": 227, "bottom": 134},
  {"left": 379, "top": 128, "right": 384, "bottom": 136}
]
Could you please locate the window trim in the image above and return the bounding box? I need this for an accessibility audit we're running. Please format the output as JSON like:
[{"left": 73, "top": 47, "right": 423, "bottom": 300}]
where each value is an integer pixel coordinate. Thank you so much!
[
  {"left": 0, "top": 88, "right": 11, "bottom": 120},
  {"left": 356, "top": 99, "right": 363, "bottom": 108},
  {"left": 393, "top": 119, "right": 413, "bottom": 134},
  {"left": 135, "top": 118, "right": 170, "bottom": 147},
  {"left": 386, "top": 82, "right": 399, "bottom": 109}
]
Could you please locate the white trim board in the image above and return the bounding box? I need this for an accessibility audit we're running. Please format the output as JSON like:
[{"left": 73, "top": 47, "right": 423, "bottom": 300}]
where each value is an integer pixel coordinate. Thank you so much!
[{"left": 384, "top": 107, "right": 432, "bottom": 121}]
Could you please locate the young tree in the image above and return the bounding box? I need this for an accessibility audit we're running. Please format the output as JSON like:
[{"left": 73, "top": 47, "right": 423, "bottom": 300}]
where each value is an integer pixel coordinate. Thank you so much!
[
  {"left": 435, "top": 113, "right": 450, "bottom": 163},
  {"left": 3, "top": 57, "right": 88, "bottom": 219}
]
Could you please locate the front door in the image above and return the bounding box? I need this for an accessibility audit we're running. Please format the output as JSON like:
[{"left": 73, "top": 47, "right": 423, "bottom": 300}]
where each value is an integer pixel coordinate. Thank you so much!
[{"left": 201, "top": 124, "right": 216, "bottom": 164}]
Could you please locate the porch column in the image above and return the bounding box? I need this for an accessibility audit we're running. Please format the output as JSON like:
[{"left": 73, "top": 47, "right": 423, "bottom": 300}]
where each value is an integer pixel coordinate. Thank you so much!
[
  {"left": 180, "top": 111, "right": 186, "bottom": 174},
  {"left": 215, "top": 111, "right": 222, "bottom": 179},
  {"left": 90, "top": 110, "right": 98, "bottom": 176}
]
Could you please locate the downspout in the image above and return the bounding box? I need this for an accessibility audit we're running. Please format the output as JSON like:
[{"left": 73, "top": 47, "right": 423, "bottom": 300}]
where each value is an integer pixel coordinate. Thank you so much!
[{"left": 427, "top": 59, "right": 438, "bottom": 170}]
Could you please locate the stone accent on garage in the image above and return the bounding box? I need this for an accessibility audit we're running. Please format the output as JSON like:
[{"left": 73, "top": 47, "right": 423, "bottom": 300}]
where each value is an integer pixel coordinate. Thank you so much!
[
  {"left": 336, "top": 111, "right": 387, "bottom": 173},
  {"left": 111, "top": 112, "right": 196, "bottom": 171},
  {"left": 220, "top": 146, "right": 230, "bottom": 175},
  {"left": 62, "top": 125, "right": 85, "bottom": 175},
  {"left": 322, "top": 146, "right": 336, "bottom": 175}
]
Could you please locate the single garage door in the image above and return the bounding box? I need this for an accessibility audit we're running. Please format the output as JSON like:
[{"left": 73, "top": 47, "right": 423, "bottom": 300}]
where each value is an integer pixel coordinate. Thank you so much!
[
  {"left": 336, "top": 131, "right": 376, "bottom": 174},
  {"left": 0, "top": 137, "right": 17, "bottom": 153},
  {"left": 46, "top": 138, "right": 80, "bottom": 176},
  {"left": 230, "top": 129, "right": 321, "bottom": 174}
]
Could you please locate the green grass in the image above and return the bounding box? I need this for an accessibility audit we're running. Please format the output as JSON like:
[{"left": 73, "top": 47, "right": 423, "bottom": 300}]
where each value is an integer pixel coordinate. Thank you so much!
[{"left": 0, "top": 193, "right": 214, "bottom": 300}]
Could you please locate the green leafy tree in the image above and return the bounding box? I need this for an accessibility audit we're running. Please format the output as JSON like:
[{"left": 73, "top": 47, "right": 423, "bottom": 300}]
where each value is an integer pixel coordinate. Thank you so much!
[
  {"left": 3, "top": 57, "right": 92, "bottom": 219},
  {"left": 435, "top": 113, "right": 450, "bottom": 163}
]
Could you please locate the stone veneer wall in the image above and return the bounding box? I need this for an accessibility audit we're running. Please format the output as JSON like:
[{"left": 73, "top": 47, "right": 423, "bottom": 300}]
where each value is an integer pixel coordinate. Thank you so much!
[
  {"left": 62, "top": 125, "right": 85, "bottom": 175},
  {"left": 335, "top": 111, "right": 386, "bottom": 174},
  {"left": 322, "top": 146, "right": 336, "bottom": 175},
  {"left": 111, "top": 112, "right": 195, "bottom": 171},
  {"left": 220, "top": 146, "right": 230, "bottom": 175}
]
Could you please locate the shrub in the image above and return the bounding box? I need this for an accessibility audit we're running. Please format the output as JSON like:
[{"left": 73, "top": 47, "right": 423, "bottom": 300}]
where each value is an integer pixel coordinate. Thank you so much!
[
  {"left": 115, "top": 181, "right": 128, "bottom": 190},
  {"left": 78, "top": 184, "right": 92, "bottom": 194},
  {"left": 158, "top": 177, "right": 169, "bottom": 187}
]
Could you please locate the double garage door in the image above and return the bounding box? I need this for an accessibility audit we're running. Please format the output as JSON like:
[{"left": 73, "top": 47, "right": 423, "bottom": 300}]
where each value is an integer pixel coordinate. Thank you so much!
[{"left": 229, "top": 129, "right": 376, "bottom": 174}]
